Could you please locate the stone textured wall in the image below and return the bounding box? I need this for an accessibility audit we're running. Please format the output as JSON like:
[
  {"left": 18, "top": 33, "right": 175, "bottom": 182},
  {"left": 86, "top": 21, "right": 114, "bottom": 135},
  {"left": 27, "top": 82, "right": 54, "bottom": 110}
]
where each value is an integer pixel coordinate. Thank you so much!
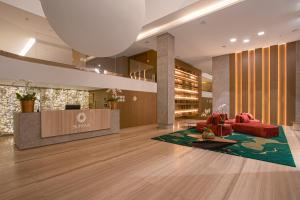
[
  {"left": 0, "top": 86, "right": 89, "bottom": 135},
  {"left": 212, "top": 55, "right": 230, "bottom": 113}
]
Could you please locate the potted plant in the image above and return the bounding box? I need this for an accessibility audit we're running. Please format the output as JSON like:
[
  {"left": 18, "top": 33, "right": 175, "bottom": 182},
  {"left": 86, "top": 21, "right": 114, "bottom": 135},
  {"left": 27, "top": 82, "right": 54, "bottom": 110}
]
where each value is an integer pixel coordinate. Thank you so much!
[
  {"left": 106, "top": 88, "right": 122, "bottom": 109},
  {"left": 15, "top": 80, "right": 36, "bottom": 113},
  {"left": 202, "top": 127, "right": 215, "bottom": 139}
]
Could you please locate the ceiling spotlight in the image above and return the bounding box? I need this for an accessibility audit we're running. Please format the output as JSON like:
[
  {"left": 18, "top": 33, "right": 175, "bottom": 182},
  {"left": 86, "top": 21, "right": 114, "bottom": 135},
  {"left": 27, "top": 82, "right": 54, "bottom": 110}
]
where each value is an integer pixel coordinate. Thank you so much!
[
  {"left": 98, "top": 64, "right": 101, "bottom": 67},
  {"left": 243, "top": 39, "right": 250, "bottom": 43},
  {"left": 94, "top": 68, "right": 100, "bottom": 74},
  {"left": 257, "top": 31, "right": 265, "bottom": 36},
  {"left": 230, "top": 38, "right": 237, "bottom": 42}
]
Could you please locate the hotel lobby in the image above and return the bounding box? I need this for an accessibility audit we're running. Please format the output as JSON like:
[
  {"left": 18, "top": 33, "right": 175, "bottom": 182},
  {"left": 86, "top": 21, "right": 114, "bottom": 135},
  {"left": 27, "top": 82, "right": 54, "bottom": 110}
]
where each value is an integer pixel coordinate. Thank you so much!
[{"left": 0, "top": 0, "right": 300, "bottom": 199}]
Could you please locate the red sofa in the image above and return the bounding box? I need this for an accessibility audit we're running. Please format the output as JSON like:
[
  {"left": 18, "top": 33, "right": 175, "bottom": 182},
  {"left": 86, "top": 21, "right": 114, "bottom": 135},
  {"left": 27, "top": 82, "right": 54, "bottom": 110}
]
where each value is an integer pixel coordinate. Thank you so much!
[{"left": 197, "top": 113, "right": 279, "bottom": 138}]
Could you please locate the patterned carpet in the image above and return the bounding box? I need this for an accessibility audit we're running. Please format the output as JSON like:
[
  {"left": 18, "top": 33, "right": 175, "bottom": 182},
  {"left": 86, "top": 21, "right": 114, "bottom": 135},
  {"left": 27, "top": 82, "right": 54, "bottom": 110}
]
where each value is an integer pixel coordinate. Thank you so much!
[{"left": 152, "top": 126, "right": 296, "bottom": 167}]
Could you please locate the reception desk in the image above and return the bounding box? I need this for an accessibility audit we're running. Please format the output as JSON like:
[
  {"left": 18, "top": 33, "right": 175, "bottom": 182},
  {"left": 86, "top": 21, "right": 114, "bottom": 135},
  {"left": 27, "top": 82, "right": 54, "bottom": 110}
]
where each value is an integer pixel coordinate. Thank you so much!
[{"left": 14, "top": 109, "right": 119, "bottom": 150}]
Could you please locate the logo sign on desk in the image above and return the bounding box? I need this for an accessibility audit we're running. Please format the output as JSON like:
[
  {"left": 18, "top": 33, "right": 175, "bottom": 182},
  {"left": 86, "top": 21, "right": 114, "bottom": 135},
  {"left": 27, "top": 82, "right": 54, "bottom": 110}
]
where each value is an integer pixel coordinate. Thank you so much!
[
  {"left": 73, "top": 112, "right": 90, "bottom": 129},
  {"left": 76, "top": 112, "right": 87, "bottom": 123}
]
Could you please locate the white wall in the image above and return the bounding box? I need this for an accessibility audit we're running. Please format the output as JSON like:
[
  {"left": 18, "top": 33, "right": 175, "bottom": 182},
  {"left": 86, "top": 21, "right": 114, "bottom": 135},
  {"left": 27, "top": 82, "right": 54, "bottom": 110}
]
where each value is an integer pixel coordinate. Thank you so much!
[
  {"left": 0, "top": 55, "right": 157, "bottom": 93},
  {"left": 0, "top": 18, "right": 73, "bottom": 65}
]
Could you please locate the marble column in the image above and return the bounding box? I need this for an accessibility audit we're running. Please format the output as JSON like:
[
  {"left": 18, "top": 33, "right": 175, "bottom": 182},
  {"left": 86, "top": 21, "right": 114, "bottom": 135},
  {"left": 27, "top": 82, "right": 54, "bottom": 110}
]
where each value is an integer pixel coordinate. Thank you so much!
[
  {"left": 157, "top": 33, "right": 175, "bottom": 129},
  {"left": 212, "top": 55, "right": 230, "bottom": 114}
]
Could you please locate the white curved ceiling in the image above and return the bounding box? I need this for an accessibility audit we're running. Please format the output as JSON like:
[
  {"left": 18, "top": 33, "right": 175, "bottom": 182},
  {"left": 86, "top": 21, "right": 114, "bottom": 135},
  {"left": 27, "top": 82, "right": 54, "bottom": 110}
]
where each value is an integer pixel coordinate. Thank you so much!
[
  {"left": 1, "top": 0, "right": 300, "bottom": 74},
  {"left": 0, "top": 0, "right": 200, "bottom": 25}
]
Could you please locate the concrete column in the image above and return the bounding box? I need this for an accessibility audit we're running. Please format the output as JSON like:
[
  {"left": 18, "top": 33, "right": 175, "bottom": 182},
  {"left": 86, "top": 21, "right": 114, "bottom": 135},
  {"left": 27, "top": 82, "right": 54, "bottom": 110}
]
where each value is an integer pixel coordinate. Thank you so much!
[
  {"left": 212, "top": 55, "right": 230, "bottom": 114},
  {"left": 157, "top": 33, "right": 175, "bottom": 129}
]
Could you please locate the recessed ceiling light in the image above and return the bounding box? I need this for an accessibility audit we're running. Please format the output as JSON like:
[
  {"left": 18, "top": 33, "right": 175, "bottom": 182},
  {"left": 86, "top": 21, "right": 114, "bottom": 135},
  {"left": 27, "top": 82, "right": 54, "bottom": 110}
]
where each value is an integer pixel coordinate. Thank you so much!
[
  {"left": 98, "top": 64, "right": 101, "bottom": 67},
  {"left": 230, "top": 38, "right": 237, "bottom": 42},
  {"left": 257, "top": 31, "right": 265, "bottom": 36},
  {"left": 243, "top": 39, "right": 250, "bottom": 43}
]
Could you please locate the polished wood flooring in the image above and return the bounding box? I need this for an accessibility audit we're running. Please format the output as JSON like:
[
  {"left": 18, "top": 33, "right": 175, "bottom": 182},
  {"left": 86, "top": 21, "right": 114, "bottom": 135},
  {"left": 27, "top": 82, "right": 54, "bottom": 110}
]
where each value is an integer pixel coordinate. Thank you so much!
[{"left": 0, "top": 121, "right": 300, "bottom": 200}]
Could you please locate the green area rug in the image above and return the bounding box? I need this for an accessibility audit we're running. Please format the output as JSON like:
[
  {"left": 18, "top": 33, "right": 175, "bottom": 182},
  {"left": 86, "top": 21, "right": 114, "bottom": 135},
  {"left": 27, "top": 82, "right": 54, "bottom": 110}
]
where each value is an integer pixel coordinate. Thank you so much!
[{"left": 152, "top": 127, "right": 296, "bottom": 167}]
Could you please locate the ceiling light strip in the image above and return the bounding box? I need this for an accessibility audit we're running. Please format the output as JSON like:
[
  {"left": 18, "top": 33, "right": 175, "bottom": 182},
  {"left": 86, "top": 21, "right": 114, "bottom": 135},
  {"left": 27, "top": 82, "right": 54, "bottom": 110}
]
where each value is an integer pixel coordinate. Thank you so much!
[
  {"left": 19, "top": 38, "right": 36, "bottom": 56},
  {"left": 137, "top": 0, "right": 243, "bottom": 41}
]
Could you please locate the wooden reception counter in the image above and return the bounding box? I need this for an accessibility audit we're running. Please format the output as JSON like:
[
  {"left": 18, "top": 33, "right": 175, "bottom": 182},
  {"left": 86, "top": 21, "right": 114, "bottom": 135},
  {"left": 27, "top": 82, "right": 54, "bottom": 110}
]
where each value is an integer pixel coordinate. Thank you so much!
[{"left": 14, "top": 109, "right": 120, "bottom": 150}]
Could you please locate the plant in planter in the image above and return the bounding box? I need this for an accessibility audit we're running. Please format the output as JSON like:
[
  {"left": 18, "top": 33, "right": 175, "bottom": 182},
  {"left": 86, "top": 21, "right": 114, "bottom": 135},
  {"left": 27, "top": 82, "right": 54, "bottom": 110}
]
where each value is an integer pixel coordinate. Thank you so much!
[
  {"left": 15, "top": 80, "right": 36, "bottom": 113},
  {"left": 106, "top": 88, "right": 122, "bottom": 109},
  {"left": 202, "top": 127, "right": 215, "bottom": 139}
]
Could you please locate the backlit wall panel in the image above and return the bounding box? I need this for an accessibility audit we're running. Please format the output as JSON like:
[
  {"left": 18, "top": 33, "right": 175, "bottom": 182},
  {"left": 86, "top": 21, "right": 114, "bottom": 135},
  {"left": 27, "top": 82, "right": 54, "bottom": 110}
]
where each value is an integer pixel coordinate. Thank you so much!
[
  {"left": 230, "top": 42, "right": 296, "bottom": 125},
  {"left": 0, "top": 86, "right": 89, "bottom": 135}
]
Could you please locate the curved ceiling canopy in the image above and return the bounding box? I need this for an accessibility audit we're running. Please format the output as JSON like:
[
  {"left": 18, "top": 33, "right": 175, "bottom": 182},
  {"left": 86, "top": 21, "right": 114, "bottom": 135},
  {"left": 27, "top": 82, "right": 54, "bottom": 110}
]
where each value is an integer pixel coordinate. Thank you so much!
[{"left": 40, "top": 0, "right": 145, "bottom": 57}]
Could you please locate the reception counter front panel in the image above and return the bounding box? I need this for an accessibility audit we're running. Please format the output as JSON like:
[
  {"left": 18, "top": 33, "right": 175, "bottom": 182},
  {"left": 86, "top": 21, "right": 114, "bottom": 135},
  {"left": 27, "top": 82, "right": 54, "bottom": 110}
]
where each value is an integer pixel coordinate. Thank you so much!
[
  {"left": 14, "top": 109, "right": 119, "bottom": 150},
  {"left": 41, "top": 109, "right": 111, "bottom": 138}
]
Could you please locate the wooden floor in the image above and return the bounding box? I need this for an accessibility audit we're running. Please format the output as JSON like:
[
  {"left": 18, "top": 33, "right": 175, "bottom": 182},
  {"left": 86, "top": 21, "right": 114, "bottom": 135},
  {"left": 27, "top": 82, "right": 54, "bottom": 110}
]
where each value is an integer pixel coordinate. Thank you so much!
[{"left": 0, "top": 120, "right": 300, "bottom": 200}]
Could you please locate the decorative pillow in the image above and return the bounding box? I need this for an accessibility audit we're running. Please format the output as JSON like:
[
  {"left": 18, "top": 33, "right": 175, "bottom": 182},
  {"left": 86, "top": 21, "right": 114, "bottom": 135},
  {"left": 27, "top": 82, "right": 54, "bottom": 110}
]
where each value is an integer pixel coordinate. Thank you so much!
[
  {"left": 240, "top": 114, "right": 250, "bottom": 123},
  {"left": 235, "top": 115, "right": 241, "bottom": 123},
  {"left": 241, "top": 112, "right": 254, "bottom": 120}
]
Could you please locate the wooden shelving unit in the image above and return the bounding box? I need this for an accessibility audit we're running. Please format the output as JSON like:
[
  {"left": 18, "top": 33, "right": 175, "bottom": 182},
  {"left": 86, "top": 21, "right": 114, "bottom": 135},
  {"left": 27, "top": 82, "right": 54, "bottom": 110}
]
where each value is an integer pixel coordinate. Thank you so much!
[{"left": 174, "top": 66, "right": 201, "bottom": 118}]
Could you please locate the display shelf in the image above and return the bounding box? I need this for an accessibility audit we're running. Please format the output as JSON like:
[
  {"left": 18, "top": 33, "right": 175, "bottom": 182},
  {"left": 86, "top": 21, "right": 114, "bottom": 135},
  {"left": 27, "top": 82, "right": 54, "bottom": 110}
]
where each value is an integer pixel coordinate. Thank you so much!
[{"left": 175, "top": 66, "right": 201, "bottom": 118}]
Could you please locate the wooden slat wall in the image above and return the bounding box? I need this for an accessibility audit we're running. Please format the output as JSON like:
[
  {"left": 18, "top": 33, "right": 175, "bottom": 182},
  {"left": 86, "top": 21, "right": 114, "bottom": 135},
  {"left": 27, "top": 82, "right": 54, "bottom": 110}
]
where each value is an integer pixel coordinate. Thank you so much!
[
  {"left": 242, "top": 51, "right": 248, "bottom": 113},
  {"left": 249, "top": 50, "right": 255, "bottom": 117},
  {"left": 255, "top": 48, "right": 263, "bottom": 121},
  {"left": 286, "top": 42, "right": 296, "bottom": 126},
  {"left": 229, "top": 54, "right": 236, "bottom": 118},
  {"left": 236, "top": 53, "right": 243, "bottom": 115},
  {"left": 278, "top": 44, "right": 286, "bottom": 125},
  {"left": 229, "top": 42, "right": 296, "bottom": 125},
  {"left": 270, "top": 45, "right": 278, "bottom": 125},
  {"left": 262, "top": 48, "right": 270, "bottom": 124}
]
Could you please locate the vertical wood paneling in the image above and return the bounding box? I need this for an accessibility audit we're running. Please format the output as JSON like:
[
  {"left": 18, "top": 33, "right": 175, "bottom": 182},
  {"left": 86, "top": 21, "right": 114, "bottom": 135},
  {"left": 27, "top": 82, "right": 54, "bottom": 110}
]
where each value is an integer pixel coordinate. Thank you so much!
[
  {"left": 262, "top": 48, "right": 270, "bottom": 124},
  {"left": 270, "top": 45, "right": 278, "bottom": 125},
  {"left": 236, "top": 53, "right": 243, "bottom": 114},
  {"left": 231, "top": 42, "right": 296, "bottom": 125},
  {"left": 242, "top": 51, "right": 248, "bottom": 113},
  {"left": 286, "top": 42, "right": 296, "bottom": 126},
  {"left": 278, "top": 45, "right": 286, "bottom": 125},
  {"left": 229, "top": 54, "right": 236, "bottom": 118},
  {"left": 248, "top": 50, "right": 255, "bottom": 117},
  {"left": 255, "top": 48, "right": 262, "bottom": 121}
]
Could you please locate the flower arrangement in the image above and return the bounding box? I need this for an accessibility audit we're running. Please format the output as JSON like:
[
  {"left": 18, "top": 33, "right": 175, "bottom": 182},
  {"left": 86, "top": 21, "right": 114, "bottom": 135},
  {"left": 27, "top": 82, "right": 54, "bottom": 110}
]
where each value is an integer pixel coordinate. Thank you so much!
[
  {"left": 106, "top": 88, "right": 122, "bottom": 109},
  {"left": 217, "top": 104, "right": 227, "bottom": 114},
  {"left": 106, "top": 88, "right": 122, "bottom": 102},
  {"left": 217, "top": 104, "right": 227, "bottom": 124}
]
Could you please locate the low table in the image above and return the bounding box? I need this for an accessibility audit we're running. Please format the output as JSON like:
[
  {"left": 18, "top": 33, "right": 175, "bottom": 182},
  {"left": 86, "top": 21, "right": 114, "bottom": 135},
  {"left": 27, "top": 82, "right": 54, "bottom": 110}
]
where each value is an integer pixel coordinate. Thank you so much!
[{"left": 188, "top": 134, "right": 237, "bottom": 150}]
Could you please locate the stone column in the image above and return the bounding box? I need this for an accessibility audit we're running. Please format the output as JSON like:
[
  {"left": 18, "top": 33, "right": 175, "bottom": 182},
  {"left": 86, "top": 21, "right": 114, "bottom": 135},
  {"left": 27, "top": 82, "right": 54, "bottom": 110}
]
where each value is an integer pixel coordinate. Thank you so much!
[
  {"left": 212, "top": 55, "right": 230, "bottom": 114},
  {"left": 157, "top": 33, "right": 175, "bottom": 129}
]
